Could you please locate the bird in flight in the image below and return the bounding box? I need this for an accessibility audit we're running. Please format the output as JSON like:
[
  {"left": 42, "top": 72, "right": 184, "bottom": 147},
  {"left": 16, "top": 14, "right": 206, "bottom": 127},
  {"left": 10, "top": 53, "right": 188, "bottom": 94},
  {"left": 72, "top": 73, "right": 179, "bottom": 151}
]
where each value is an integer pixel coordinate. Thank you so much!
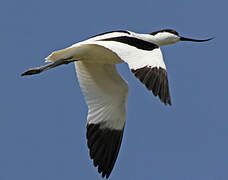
[{"left": 21, "top": 29, "right": 212, "bottom": 178}]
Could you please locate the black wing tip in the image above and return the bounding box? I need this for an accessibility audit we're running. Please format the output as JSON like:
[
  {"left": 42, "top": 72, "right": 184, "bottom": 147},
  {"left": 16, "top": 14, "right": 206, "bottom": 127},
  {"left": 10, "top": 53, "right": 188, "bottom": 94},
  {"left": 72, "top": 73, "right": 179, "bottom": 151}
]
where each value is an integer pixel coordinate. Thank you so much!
[
  {"left": 86, "top": 123, "right": 124, "bottom": 178},
  {"left": 131, "top": 66, "right": 171, "bottom": 105},
  {"left": 164, "top": 99, "right": 172, "bottom": 106}
]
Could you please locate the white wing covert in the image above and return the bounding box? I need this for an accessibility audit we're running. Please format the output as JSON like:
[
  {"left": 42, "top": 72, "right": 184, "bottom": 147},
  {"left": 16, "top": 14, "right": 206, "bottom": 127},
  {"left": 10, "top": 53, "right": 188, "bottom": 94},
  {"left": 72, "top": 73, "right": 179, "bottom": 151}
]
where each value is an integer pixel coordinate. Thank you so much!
[{"left": 75, "top": 61, "right": 128, "bottom": 178}]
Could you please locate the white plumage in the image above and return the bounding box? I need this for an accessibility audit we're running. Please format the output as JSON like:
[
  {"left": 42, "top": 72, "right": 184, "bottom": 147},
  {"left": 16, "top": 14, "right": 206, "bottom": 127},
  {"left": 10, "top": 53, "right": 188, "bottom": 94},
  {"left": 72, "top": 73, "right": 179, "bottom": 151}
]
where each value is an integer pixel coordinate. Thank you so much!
[
  {"left": 76, "top": 62, "right": 128, "bottom": 130},
  {"left": 21, "top": 29, "right": 212, "bottom": 178}
]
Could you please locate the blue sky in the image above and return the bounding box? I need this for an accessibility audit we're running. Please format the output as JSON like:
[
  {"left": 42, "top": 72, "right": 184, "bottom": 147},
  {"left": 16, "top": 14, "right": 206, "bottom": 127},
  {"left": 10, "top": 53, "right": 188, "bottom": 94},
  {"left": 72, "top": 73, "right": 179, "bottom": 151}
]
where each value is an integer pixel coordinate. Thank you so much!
[{"left": 0, "top": 0, "right": 227, "bottom": 179}]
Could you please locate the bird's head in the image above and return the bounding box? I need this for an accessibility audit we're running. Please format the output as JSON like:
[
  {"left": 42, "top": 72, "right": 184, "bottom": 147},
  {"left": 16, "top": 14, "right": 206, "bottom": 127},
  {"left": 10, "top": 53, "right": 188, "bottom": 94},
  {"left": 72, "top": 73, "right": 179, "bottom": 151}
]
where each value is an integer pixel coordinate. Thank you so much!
[{"left": 150, "top": 29, "right": 213, "bottom": 46}]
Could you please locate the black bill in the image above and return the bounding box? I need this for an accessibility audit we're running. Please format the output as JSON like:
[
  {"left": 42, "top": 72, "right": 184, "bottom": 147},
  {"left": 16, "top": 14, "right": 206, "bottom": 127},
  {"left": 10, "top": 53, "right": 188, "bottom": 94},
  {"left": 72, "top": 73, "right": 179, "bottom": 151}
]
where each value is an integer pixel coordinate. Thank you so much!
[{"left": 180, "top": 37, "right": 214, "bottom": 42}]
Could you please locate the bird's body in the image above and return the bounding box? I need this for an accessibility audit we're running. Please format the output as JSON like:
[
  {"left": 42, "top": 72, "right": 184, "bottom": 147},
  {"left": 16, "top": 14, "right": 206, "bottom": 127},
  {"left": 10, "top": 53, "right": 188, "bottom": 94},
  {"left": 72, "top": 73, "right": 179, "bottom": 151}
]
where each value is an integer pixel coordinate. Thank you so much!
[{"left": 21, "top": 29, "right": 212, "bottom": 178}]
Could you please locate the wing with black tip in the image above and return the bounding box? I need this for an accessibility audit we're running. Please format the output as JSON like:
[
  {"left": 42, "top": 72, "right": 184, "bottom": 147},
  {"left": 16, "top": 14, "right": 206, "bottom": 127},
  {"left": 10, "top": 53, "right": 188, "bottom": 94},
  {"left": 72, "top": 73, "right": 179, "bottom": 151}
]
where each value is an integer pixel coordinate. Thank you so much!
[
  {"left": 75, "top": 62, "right": 128, "bottom": 178},
  {"left": 87, "top": 35, "right": 171, "bottom": 105},
  {"left": 125, "top": 46, "right": 171, "bottom": 105}
]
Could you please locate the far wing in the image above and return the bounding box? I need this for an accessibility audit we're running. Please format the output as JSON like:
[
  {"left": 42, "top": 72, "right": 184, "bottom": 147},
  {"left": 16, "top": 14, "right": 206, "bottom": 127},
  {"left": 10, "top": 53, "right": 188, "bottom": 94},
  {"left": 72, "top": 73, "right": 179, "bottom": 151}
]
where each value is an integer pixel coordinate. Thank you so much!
[
  {"left": 75, "top": 62, "right": 128, "bottom": 178},
  {"left": 88, "top": 38, "right": 171, "bottom": 105},
  {"left": 128, "top": 47, "right": 171, "bottom": 105}
]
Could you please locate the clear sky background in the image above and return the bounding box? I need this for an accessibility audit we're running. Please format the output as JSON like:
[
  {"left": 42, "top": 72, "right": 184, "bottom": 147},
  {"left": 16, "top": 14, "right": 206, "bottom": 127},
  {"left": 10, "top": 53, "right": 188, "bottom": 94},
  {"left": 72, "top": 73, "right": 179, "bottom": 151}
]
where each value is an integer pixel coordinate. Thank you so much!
[{"left": 0, "top": 0, "right": 227, "bottom": 180}]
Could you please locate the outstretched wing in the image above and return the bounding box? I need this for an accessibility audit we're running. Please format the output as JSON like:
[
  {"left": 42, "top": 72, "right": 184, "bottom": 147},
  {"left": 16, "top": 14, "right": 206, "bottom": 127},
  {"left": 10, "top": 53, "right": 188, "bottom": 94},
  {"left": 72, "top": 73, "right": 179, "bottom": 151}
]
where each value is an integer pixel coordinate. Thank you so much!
[
  {"left": 88, "top": 36, "right": 171, "bottom": 105},
  {"left": 75, "top": 62, "right": 128, "bottom": 178},
  {"left": 127, "top": 47, "right": 171, "bottom": 105}
]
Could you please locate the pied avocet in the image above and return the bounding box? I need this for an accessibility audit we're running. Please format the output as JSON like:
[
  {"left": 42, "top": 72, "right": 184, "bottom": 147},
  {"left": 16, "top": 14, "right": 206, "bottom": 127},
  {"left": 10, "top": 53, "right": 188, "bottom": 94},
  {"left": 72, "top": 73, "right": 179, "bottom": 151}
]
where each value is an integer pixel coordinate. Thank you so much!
[{"left": 22, "top": 29, "right": 212, "bottom": 178}]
